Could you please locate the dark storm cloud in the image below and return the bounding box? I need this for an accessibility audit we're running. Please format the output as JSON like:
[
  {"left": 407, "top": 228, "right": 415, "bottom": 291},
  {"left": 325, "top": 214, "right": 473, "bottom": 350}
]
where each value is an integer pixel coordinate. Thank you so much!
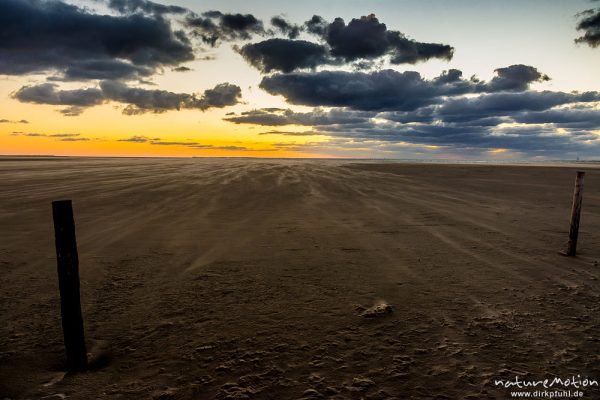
[
  {"left": 0, "top": 0, "right": 194, "bottom": 80},
  {"left": 373, "top": 91, "right": 600, "bottom": 129},
  {"left": 55, "top": 60, "right": 155, "bottom": 81},
  {"left": 304, "top": 15, "right": 328, "bottom": 36},
  {"left": 238, "top": 13, "right": 455, "bottom": 73},
  {"left": 487, "top": 65, "right": 550, "bottom": 92},
  {"left": 433, "top": 69, "right": 464, "bottom": 84},
  {"left": 375, "top": 90, "right": 600, "bottom": 137},
  {"left": 311, "top": 120, "right": 600, "bottom": 156},
  {"left": 575, "top": 7, "right": 600, "bottom": 47},
  {"left": 270, "top": 16, "right": 302, "bottom": 39},
  {"left": 231, "top": 61, "right": 599, "bottom": 155},
  {"left": 13, "top": 84, "right": 106, "bottom": 107},
  {"left": 260, "top": 70, "right": 445, "bottom": 111},
  {"left": 309, "top": 14, "right": 454, "bottom": 64},
  {"left": 100, "top": 80, "right": 242, "bottom": 114},
  {"left": 378, "top": 107, "right": 436, "bottom": 124},
  {"left": 224, "top": 108, "right": 373, "bottom": 126},
  {"left": 197, "top": 83, "right": 243, "bottom": 109},
  {"left": 436, "top": 91, "right": 600, "bottom": 122},
  {"left": 512, "top": 108, "right": 600, "bottom": 129},
  {"left": 13, "top": 81, "right": 242, "bottom": 115},
  {"left": 185, "top": 11, "right": 266, "bottom": 47},
  {"left": 105, "top": 0, "right": 188, "bottom": 15},
  {"left": 217, "top": 12, "right": 264, "bottom": 34},
  {"left": 259, "top": 66, "right": 560, "bottom": 111},
  {"left": 229, "top": 64, "right": 600, "bottom": 157},
  {"left": 236, "top": 39, "right": 332, "bottom": 73}
]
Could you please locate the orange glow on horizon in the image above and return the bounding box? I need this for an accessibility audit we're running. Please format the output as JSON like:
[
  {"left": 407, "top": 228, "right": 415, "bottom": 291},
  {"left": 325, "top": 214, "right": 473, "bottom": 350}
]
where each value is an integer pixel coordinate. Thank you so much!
[{"left": 0, "top": 101, "right": 331, "bottom": 157}]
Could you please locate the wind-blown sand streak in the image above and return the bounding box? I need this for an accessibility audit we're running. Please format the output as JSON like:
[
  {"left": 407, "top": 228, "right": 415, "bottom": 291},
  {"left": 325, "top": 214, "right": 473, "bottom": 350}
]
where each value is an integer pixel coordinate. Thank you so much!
[{"left": 1, "top": 158, "right": 599, "bottom": 399}]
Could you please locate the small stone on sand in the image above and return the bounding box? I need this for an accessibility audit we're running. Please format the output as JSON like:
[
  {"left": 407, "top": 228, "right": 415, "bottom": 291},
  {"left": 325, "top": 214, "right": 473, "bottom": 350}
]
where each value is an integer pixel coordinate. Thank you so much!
[{"left": 360, "top": 302, "right": 393, "bottom": 318}]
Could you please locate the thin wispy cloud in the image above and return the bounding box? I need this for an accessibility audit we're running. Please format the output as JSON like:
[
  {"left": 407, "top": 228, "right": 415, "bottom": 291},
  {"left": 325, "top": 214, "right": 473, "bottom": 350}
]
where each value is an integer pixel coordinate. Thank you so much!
[{"left": 0, "top": 119, "right": 28, "bottom": 124}]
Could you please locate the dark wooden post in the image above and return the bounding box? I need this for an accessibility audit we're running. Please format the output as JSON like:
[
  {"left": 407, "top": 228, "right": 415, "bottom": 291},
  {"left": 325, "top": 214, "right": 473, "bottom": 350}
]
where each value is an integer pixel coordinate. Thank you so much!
[
  {"left": 565, "top": 171, "right": 585, "bottom": 257},
  {"left": 52, "top": 200, "right": 87, "bottom": 372}
]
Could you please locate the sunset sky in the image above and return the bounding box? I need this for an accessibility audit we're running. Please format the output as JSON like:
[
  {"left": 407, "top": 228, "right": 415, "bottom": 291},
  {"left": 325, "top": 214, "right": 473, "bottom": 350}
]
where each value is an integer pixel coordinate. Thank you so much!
[{"left": 1, "top": 0, "right": 599, "bottom": 159}]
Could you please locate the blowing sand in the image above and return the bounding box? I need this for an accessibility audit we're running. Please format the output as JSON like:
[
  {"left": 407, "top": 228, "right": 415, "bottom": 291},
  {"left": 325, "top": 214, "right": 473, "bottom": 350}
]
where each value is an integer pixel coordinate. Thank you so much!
[{"left": 1, "top": 158, "right": 599, "bottom": 399}]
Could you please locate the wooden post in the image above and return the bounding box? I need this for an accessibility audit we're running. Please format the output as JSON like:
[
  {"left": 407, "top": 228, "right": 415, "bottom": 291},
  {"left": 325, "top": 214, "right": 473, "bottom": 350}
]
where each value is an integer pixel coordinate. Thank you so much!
[
  {"left": 565, "top": 171, "right": 585, "bottom": 257},
  {"left": 52, "top": 200, "right": 87, "bottom": 372}
]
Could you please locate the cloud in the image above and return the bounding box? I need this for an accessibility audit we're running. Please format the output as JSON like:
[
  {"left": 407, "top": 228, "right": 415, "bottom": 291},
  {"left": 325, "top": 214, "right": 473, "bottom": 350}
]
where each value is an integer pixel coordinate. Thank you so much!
[
  {"left": 435, "top": 91, "right": 600, "bottom": 122},
  {"left": 195, "top": 83, "right": 243, "bottom": 109},
  {"left": 270, "top": 16, "right": 302, "bottom": 39},
  {"left": 0, "top": 119, "right": 28, "bottom": 124},
  {"left": 13, "top": 84, "right": 105, "bottom": 106},
  {"left": 227, "top": 65, "right": 600, "bottom": 158},
  {"left": 58, "top": 137, "right": 90, "bottom": 141},
  {"left": 59, "top": 106, "right": 87, "bottom": 116},
  {"left": 225, "top": 108, "right": 373, "bottom": 126},
  {"left": 309, "top": 120, "right": 600, "bottom": 157},
  {"left": 186, "top": 11, "right": 266, "bottom": 47},
  {"left": 512, "top": 108, "right": 600, "bottom": 129},
  {"left": 310, "top": 14, "right": 454, "bottom": 64},
  {"left": 11, "top": 132, "right": 85, "bottom": 140},
  {"left": 126, "top": 139, "right": 257, "bottom": 151},
  {"left": 13, "top": 81, "right": 242, "bottom": 115},
  {"left": 104, "top": 0, "right": 188, "bottom": 15},
  {"left": 258, "top": 130, "right": 323, "bottom": 136},
  {"left": 345, "top": 91, "right": 600, "bottom": 129},
  {"left": 238, "top": 14, "right": 456, "bottom": 73},
  {"left": 48, "top": 133, "right": 81, "bottom": 137},
  {"left": 304, "top": 15, "right": 328, "bottom": 36},
  {"left": 53, "top": 60, "right": 155, "bottom": 82},
  {"left": 100, "top": 81, "right": 193, "bottom": 113},
  {"left": 117, "top": 135, "right": 160, "bottom": 142},
  {"left": 11, "top": 132, "right": 45, "bottom": 137},
  {"left": 260, "top": 70, "right": 445, "bottom": 111},
  {"left": 575, "top": 7, "right": 600, "bottom": 47},
  {"left": 259, "top": 66, "right": 554, "bottom": 111},
  {"left": 236, "top": 39, "right": 331, "bottom": 73},
  {"left": 104, "top": 81, "right": 243, "bottom": 114},
  {"left": 222, "top": 54, "right": 600, "bottom": 157},
  {"left": 488, "top": 64, "right": 550, "bottom": 92},
  {"left": 149, "top": 141, "right": 198, "bottom": 146},
  {"left": 0, "top": 0, "right": 194, "bottom": 80}
]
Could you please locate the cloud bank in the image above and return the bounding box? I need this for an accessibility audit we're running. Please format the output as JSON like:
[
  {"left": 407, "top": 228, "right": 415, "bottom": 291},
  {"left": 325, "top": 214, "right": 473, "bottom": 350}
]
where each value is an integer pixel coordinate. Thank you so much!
[
  {"left": 0, "top": 0, "right": 194, "bottom": 80},
  {"left": 14, "top": 82, "right": 242, "bottom": 115},
  {"left": 226, "top": 64, "right": 600, "bottom": 158}
]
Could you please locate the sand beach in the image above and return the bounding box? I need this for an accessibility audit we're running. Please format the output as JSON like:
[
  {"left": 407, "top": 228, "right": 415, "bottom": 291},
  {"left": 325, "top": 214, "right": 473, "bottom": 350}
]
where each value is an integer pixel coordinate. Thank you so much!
[{"left": 1, "top": 158, "right": 599, "bottom": 399}]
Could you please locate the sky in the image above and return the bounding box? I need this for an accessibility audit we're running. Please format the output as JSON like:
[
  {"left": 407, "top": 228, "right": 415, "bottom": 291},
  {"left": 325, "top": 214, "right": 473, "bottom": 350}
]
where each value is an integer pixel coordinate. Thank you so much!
[{"left": 0, "top": 0, "right": 599, "bottom": 159}]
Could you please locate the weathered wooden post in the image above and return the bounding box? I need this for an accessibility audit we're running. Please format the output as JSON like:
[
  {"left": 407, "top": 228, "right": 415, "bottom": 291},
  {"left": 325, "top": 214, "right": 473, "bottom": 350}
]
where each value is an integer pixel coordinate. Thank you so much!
[
  {"left": 52, "top": 200, "right": 87, "bottom": 372},
  {"left": 564, "top": 171, "right": 585, "bottom": 257}
]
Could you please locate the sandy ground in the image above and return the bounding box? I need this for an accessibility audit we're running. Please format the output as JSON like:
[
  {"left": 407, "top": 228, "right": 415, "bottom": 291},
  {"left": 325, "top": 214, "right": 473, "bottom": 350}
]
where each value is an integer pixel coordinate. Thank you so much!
[{"left": 1, "top": 158, "right": 600, "bottom": 399}]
